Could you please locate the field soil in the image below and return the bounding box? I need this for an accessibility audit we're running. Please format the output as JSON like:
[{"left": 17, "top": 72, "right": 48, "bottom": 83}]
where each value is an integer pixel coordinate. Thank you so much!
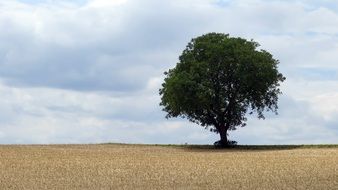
[{"left": 0, "top": 144, "right": 337, "bottom": 189}]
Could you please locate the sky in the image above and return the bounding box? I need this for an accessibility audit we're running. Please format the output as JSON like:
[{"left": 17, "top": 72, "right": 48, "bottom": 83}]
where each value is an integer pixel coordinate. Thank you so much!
[{"left": 0, "top": 0, "right": 337, "bottom": 145}]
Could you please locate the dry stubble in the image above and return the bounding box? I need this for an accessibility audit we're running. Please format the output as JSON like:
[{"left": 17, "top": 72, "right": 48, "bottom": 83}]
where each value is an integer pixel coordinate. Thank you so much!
[{"left": 0, "top": 144, "right": 337, "bottom": 189}]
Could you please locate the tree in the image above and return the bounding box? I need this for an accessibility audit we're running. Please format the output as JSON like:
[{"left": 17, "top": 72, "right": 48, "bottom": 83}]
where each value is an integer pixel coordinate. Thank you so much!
[{"left": 159, "top": 33, "right": 285, "bottom": 147}]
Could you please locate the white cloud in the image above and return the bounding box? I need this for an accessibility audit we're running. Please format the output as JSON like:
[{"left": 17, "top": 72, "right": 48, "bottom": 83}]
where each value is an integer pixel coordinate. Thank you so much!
[
  {"left": 0, "top": 81, "right": 216, "bottom": 144},
  {"left": 0, "top": 0, "right": 337, "bottom": 144},
  {"left": 86, "top": 0, "right": 127, "bottom": 8}
]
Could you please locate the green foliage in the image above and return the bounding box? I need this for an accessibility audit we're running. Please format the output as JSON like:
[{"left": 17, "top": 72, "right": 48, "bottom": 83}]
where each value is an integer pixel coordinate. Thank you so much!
[{"left": 159, "top": 33, "right": 285, "bottom": 143}]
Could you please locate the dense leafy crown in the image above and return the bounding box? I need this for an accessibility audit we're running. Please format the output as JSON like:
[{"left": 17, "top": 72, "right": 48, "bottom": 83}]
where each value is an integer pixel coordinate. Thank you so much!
[{"left": 159, "top": 33, "right": 285, "bottom": 133}]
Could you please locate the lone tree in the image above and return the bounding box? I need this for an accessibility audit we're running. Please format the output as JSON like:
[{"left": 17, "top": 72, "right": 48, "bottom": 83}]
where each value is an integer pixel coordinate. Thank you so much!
[{"left": 159, "top": 33, "right": 285, "bottom": 147}]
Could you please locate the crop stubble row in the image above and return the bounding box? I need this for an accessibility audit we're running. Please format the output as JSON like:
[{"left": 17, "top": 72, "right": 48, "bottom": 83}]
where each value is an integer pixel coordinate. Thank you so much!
[{"left": 0, "top": 144, "right": 337, "bottom": 189}]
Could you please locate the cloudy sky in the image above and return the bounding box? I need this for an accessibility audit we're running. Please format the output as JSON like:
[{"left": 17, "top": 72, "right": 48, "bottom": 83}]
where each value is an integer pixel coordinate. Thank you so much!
[{"left": 0, "top": 0, "right": 337, "bottom": 144}]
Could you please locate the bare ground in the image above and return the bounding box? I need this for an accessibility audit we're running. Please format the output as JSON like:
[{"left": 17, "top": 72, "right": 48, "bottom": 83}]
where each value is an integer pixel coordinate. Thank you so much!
[{"left": 0, "top": 144, "right": 337, "bottom": 189}]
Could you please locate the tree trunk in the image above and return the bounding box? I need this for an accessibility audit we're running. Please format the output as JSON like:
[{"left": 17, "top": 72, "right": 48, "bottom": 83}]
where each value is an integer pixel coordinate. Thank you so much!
[{"left": 219, "top": 126, "right": 228, "bottom": 147}]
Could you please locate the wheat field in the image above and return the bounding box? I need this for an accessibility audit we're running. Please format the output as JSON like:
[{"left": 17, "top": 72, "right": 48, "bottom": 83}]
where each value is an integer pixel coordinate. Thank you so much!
[{"left": 0, "top": 144, "right": 337, "bottom": 189}]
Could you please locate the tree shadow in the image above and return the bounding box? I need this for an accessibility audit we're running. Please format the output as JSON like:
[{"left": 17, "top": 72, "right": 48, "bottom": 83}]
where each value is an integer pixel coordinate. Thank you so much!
[{"left": 180, "top": 144, "right": 338, "bottom": 153}]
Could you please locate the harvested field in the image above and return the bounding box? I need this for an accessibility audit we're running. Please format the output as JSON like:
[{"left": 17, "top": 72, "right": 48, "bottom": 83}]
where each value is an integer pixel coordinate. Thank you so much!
[{"left": 0, "top": 144, "right": 337, "bottom": 189}]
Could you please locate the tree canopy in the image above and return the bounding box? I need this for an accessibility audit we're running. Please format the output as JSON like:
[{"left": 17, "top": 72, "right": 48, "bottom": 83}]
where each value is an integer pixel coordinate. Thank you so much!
[{"left": 159, "top": 33, "right": 285, "bottom": 147}]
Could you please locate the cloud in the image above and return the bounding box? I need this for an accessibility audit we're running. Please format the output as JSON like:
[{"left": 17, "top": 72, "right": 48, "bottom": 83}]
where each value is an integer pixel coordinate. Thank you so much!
[
  {"left": 0, "top": 81, "right": 217, "bottom": 144},
  {"left": 1, "top": 0, "right": 338, "bottom": 91},
  {"left": 232, "top": 95, "right": 338, "bottom": 144},
  {"left": 0, "top": 0, "right": 337, "bottom": 144}
]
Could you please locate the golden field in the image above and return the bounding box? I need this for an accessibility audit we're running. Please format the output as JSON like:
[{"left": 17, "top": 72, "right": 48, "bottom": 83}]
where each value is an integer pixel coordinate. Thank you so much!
[{"left": 0, "top": 144, "right": 337, "bottom": 190}]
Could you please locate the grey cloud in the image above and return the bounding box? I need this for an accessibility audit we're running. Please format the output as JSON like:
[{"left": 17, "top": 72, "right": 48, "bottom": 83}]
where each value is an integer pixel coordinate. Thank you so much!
[
  {"left": 1, "top": 0, "right": 338, "bottom": 92},
  {"left": 0, "top": 0, "right": 181, "bottom": 92},
  {"left": 0, "top": 0, "right": 224, "bottom": 92}
]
